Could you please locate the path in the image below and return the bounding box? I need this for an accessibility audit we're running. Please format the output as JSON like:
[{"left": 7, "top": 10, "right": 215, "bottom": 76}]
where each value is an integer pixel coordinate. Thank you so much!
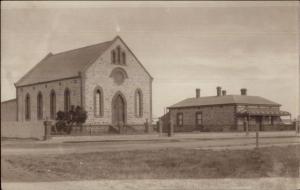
[{"left": 2, "top": 178, "right": 299, "bottom": 190}]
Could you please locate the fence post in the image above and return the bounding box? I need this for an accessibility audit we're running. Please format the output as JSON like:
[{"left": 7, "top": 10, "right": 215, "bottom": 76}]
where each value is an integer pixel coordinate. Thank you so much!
[
  {"left": 296, "top": 118, "right": 299, "bottom": 135},
  {"left": 43, "top": 120, "right": 52, "bottom": 140},
  {"left": 244, "top": 117, "right": 249, "bottom": 136},
  {"left": 256, "top": 131, "right": 259, "bottom": 148},
  {"left": 159, "top": 118, "right": 163, "bottom": 136},
  {"left": 145, "top": 119, "right": 149, "bottom": 133},
  {"left": 168, "top": 120, "right": 174, "bottom": 137}
]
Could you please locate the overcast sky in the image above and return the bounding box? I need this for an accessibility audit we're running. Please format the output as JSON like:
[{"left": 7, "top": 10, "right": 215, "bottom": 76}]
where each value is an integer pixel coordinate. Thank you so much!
[{"left": 1, "top": 1, "right": 299, "bottom": 118}]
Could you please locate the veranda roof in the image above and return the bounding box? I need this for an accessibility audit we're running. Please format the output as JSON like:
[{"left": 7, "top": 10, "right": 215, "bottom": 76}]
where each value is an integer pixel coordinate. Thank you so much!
[{"left": 237, "top": 108, "right": 290, "bottom": 116}]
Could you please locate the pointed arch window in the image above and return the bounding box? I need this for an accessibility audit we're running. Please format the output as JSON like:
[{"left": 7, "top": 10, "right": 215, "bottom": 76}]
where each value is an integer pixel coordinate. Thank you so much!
[
  {"left": 37, "top": 92, "right": 43, "bottom": 120},
  {"left": 135, "top": 89, "right": 143, "bottom": 117},
  {"left": 117, "top": 46, "right": 121, "bottom": 64},
  {"left": 111, "top": 50, "right": 116, "bottom": 64},
  {"left": 50, "top": 90, "right": 56, "bottom": 119},
  {"left": 94, "top": 87, "right": 104, "bottom": 117},
  {"left": 25, "top": 93, "right": 31, "bottom": 120},
  {"left": 122, "top": 52, "right": 126, "bottom": 65},
  {"left": 64, "top": 88, "right": 71, "bottom": 112}
]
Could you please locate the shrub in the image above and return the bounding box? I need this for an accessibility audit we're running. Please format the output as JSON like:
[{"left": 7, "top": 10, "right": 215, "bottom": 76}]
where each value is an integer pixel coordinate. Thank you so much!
[{"left": 54, "top": 106, "right": 88, "bottom": 134}]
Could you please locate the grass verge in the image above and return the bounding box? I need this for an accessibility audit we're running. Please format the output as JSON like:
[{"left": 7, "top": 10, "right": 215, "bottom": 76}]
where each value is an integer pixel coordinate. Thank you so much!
[{"left": 2, "top": 145, "right": 299, "bottom": 182}]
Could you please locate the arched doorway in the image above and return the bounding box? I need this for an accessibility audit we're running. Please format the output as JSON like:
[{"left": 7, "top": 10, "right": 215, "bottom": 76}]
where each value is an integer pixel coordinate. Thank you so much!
[{"left": 112, "top": 92, "right": 127, "bottom": 126}]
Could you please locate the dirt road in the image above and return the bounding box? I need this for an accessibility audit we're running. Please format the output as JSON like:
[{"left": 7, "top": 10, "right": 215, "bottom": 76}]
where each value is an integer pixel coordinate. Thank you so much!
[{"left": 2, "top": 135, "right": 299, "bottom": 155}]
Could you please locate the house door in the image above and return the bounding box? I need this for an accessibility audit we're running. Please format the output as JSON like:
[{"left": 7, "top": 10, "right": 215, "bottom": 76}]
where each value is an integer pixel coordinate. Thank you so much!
[
  {"left": 256, "top": 117, "right": 263, "bottom": 131},
  {"left": 112, "top": 94, "right": 126, "bottom": 126}
]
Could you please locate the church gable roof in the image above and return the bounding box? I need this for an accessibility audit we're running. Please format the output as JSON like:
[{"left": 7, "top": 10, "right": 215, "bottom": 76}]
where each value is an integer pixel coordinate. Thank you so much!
[{"left": 15, "top": 38, "right": 116, "bottom": 87}]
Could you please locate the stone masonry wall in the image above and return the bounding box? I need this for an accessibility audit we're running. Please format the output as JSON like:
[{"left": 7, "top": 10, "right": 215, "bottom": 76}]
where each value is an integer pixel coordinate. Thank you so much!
[
  {"left": 83, "top": 38, "right": 152, "bottom": 126},
  {"left": 17, "top": 77, "right": 81, "bottom": 122},
  {"left": 169, "top": 105, "right": 236, "bottom": 132}
]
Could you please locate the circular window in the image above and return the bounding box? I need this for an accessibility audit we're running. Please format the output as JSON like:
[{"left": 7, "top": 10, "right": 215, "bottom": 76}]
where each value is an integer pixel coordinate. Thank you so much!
[
  {"left": 110, "top": 67, "right": 128, "bottom": 85},
  {"left": 113, "top": 70, "right": 125, "bottom": 85}
]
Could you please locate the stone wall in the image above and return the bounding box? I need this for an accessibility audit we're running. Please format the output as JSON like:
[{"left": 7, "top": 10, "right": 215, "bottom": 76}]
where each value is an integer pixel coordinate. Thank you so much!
[
  {"left": 1, "top": 99, "right": 17, "bottom": 121},
  {"left": 83, "top": 38, "right": 152, "bottom": 128},
  {"left": 17, "top": 77, "right": 81, "bottom": 122},
  {"left": 169, "top": 105, "right": 236, "bottom": 132}
]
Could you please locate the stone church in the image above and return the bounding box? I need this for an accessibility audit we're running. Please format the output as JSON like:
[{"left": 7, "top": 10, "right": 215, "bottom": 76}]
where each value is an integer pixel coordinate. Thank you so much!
[{"left": 3, "top": 36, "right": 153, "bottom": 132}]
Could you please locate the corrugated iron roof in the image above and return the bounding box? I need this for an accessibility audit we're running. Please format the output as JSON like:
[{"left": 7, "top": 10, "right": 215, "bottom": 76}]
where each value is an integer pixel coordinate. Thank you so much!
[
  {"left": 237, "top": 108, "right": 290, "bottom": 116},
  {"left": 15, "top": 40, "right": 113, "bottom": 87},
  {"left": 169, "top": 95, "right": 280, "bottom": 108}
]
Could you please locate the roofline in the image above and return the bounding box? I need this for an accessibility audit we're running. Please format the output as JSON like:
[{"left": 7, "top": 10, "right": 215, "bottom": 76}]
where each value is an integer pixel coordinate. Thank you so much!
[
  {"left": 15, "top": 53, "right": 53, "bottom": 86},
  {"left": 51, "top": 40, "right": 112, "bottom": 56},
  {"left": 15, "top": 76, "right": 80, "bottom": 88},
  {"left": 168, "top": 103, "right": 281, "bottom": 109},
  {"left": 81, "top": 40, "right": 114, "bottom": 73},
  {"left": 1, "top": 98, "right": 17, "bottom": 104},
  {"left": 15, "top": 36, "right": 153, "bottom": 88}
]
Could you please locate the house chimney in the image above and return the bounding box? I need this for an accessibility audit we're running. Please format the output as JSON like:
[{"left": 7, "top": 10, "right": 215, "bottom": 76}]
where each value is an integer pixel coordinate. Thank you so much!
[
  {"left": 216, "top": 86, "right": 222, "bottom": 96},
  {"left": 196, "top": 88, "right": 200, "bottom": 98},
  {"left": 222, "top": 90, "right": 226, "bottom": 96},
  {"left": 241, "top": 88, "right": 247, "bottom": 95}
]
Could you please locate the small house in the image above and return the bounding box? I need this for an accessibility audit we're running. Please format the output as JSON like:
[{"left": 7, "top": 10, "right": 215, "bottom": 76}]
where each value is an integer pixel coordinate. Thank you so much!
[{"left": 163, "top": 87, "right": 290, "bottom": 132}]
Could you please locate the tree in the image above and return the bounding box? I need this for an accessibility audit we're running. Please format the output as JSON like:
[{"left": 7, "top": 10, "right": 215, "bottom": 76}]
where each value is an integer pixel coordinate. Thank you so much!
[
  {"left": 54, "top": 111, "right": 66, "bottom": 133},
  {"left": 74, "top": 106, "right": 87, "bottom": 132}
]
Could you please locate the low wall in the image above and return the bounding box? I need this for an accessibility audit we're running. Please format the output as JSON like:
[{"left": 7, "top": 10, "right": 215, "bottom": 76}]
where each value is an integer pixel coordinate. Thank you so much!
[
  {"left": 1, "top": 99, "right": 17, "bottom": 121},
  {"left": 52, "top": 124, "right": 153, "bottom": 136},
  {"left": 162, "top": 123, "right": 296, "bottom": 133},
  {"left": 1, "top": 121, "right": 45, "bottom": 140}
]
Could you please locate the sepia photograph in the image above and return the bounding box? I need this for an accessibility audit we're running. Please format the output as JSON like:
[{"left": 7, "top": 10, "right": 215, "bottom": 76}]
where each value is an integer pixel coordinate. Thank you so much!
[{"left": 1, "top": 1, "right": 299, "bottom": 190}]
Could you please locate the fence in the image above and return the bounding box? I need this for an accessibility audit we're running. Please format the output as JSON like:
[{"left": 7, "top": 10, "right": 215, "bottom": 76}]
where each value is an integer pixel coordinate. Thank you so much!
[{"left": 1, "top": 121, "right": 45, "bottom": 140}]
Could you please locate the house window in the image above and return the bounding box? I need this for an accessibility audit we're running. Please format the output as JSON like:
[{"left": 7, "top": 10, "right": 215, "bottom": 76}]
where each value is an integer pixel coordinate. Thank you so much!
[
  {"left": 94, "top": 87, "right": 103, "bottom": 117},
  {"left": 177, "top": 113, "right": 183, "bottom": 127},
  {"left": 64, "top": 88, "right": 71, "bottom": 112},
  {"left": 37, "top": 92, "right": 43, "bottom": 120},
  {"left": 117, "top": 46, "right": 121, "bottom": 64},
  {"left": 122, "top": 52, "right": 126, "bottom": 65},
  {"left": 50, "top": 90, "right": 56, "bottom": 119},
  {"left": 265, "top": 116, "right": 271, "bottom": 125},
  {"left": 135, "top": 89, "right": 143, "bottom": 117},
  {"left": 196, "top": 112, "right": 202, "bottom": 125},
  {"left": 25, "top": 94, "right": 31, "bottom": 120},
  {"left": 111, "top": 50, "right": 116, "bottom": 64}
]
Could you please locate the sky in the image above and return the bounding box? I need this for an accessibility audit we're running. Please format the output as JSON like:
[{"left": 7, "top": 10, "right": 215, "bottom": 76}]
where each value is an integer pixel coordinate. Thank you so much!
[{"left": 1, "top": 1, "right": 299, "bottom": 119}]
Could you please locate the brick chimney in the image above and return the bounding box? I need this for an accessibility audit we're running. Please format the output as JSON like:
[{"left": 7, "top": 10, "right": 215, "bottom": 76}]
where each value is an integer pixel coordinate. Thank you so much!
[
  {"left": 222, "top": 90, "right": 226, "bottom": 96},
  {"left": 196, "top": 88, "right": 200, "bottom": 98},
  {"left": 241, "top": 88, "right": 247, "bottom": 96},
  {"left": 216, "top": 86, "right": 222, "bottom": 96}
]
